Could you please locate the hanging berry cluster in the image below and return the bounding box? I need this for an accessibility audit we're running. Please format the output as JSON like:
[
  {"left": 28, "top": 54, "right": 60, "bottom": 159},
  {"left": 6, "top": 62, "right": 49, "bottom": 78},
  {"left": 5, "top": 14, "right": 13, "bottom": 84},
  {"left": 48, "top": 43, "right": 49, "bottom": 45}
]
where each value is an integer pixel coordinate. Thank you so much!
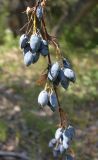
[{"left": 19, "top": 0, "right": 76, "bottom": 159}]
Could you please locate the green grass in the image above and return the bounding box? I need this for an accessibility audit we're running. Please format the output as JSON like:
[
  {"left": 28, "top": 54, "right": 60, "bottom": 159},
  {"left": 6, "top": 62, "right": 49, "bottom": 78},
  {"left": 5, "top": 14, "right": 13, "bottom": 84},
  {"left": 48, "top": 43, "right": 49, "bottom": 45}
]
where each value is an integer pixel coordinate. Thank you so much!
[{"left": 0, "top": 120, "right": 7, "bottom": 142}]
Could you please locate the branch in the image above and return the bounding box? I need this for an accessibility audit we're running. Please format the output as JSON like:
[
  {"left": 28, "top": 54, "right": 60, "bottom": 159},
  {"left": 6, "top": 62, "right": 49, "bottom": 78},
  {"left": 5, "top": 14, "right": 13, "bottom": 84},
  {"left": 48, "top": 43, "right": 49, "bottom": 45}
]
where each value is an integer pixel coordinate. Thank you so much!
[
  {"left": 70, "top": 0, "right": 98, "bottom": 27},
  {"left": 51, "top": 1, "right": 69, "bottom": 36},
  {"left": 51, "top": 0, "right": 98, "bottom": 36},
  {"left": 51, "top": 10, "right": 68, "bottom": 36},
  {"left": 0, "top": 151, "right": 29, "bottom": 160}
]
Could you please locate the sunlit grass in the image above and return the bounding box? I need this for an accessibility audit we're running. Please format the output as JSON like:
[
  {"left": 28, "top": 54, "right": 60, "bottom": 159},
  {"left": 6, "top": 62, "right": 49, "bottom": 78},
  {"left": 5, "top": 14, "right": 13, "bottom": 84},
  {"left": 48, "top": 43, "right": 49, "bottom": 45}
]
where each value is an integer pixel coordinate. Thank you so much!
[{"left": 0, "top": 120, "right": 7, "bottom": 142}]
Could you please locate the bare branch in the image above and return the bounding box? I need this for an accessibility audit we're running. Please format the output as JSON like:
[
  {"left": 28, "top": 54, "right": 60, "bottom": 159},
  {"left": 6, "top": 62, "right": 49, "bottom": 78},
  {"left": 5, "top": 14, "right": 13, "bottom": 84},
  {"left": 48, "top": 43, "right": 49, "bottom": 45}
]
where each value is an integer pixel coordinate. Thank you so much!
[
  {"left": 51, "top": 0, "right": 98, "bottom": 36},
  {"left": 71, "top": 0, "right": 98, "bottom": 27}
]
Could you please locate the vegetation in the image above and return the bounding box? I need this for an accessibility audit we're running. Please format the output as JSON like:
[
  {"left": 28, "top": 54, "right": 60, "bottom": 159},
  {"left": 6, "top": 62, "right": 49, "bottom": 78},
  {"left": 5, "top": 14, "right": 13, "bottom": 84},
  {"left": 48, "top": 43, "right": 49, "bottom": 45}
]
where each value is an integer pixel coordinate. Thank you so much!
[{"left": 0, "top": 0, "right": 98, "bottom": 159}]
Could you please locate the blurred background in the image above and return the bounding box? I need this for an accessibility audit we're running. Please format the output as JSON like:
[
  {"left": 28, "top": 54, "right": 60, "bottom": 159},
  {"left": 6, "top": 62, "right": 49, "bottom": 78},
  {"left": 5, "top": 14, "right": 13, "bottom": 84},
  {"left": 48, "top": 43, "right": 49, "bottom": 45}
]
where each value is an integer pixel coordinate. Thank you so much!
[{"left": 0, "top": 0, "right": 98, "bottom": 159}]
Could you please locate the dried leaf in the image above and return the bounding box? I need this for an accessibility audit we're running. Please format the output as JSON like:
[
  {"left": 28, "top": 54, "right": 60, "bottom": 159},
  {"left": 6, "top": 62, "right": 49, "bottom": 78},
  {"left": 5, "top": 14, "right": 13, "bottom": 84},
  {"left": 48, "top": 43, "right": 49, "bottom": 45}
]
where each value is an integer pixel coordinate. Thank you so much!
[
  {"left": 36, "top": 73, "right": 48, "bottom": 86},
  {"left": 68, "top": 148, "right": 75, "bottom": 158}
]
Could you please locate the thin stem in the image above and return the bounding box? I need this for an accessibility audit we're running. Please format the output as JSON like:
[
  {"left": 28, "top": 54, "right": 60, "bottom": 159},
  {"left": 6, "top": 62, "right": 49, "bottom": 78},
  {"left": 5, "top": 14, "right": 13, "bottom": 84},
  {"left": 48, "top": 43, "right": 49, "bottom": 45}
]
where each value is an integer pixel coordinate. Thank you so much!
[
  {"left": 42, "top": 17, "right": 51, "bottom": 65},
  {"left": 26, "top": 14, "right": 33, "bottom": 35},
  {"left": 54, "top": 87, "right": 63, "bottom": 126},
  {"left": 41, "top": 11, "right": 63, "bottom": 126},
  {"left": 19, "top": 22, "right": 29, "bottom": 32}
]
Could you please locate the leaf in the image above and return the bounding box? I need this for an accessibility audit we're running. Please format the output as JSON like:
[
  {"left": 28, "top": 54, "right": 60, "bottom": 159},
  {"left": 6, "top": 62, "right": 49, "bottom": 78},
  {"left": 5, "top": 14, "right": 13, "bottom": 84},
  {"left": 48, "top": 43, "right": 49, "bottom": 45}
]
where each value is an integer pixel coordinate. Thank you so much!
[
  {"left": 36, "top": 72, "right": 48, "bottom": 86},
  {"left": 68, "top": 148, "right": 75, "bottom": 158}
]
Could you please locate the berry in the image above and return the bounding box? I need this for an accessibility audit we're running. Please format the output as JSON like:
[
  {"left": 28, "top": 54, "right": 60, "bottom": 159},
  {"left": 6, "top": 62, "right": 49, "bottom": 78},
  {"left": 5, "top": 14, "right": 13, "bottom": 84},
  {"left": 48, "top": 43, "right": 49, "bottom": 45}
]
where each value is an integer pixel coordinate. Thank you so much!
[
  {"left": 19, "top": 34, "right": 29, "bottom": 49},
  {"left": 53, "top": 73, "right": 61, "bottom": 86},
  {"left": 47, "top": 101, "right": 56, "bottom": 112},
  {"left": 30, "top": 34, "right": 41, "bottom": 53},
  {"left": 48, "top": 138, "right": 56, "bottom": 148},
  {"left": 63, "top": 58, "right": 71, "bottom": 69},
  {"left": 64, "top": 125, "right": 75, "bottom": 141},
  {"left": 48, "top": 62, "right": 60, "bottom": 82},
  {"left": 53, "top": 149, "right": 59, "bottom": 158},
  {"left": 53, "top": 145, "right": 60, "bottom": 158},
  {"left": 32, "top": 53, "right": 40, "bottom": 64},
  {"left": 23, "top": 44, "right": 40, "bottom": 66},
  {"left": 66, "top": 154, "right": 74, "bottom": 160},
  {"left": 63, "top": 68, "right": 76, "bottom": 83},
  {"left": 55, "top": 128, "right": 62, "bottom": 140},
  {"left": 36, "top": 5, "right": 43, "bottom": 20},
  {"left": 59, "top": 70, "right": 69, "bottom": 89},
  {"left": 24, "top": 51, "right": 34, "bottom": 66},
  {"left": 59, "top": 144, "right": 65, "bottom": 154},
  {"left": 39, "top": 39, "right": 49, "bottom": 56},
  {"left": 61, "top": 79, "right": 69, "bottom": 90},
  {"left": 23, "top": 43, "right": 31, "bottom": 56},
  {"left": 62, "top": 133, "right": 69, "bottom": 149},
  {"left": 42, "top": 39, "right": 48, "bottom": 46},
  {"left": 38, "top": 90, "right": 48, "bottom": 107},
  {"left": 49, "top": 92, "right": 58, "bottom": 109}
]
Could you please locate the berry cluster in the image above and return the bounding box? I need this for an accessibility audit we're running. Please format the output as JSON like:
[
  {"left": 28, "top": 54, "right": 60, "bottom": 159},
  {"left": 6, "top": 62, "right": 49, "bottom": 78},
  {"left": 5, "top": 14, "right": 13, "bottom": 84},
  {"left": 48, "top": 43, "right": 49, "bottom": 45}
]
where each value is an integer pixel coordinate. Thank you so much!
[
  {"left": 19, "top": 33, "right": 48, "bottom": 66},
  {"left": 19, "top": 0, "right": 76, "bottom": 159},
  {"left": 38, "top": 60, "right": 76, "bottom": 112},
  {"left": 49, "top": 125, "right": 75, "bottom": 159}
]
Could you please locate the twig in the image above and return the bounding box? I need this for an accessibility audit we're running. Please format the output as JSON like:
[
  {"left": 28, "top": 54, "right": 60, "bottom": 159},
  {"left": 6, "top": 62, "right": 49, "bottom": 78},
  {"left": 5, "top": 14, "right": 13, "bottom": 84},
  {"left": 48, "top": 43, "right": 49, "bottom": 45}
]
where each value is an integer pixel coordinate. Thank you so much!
[
  {"left": 41, "top": 7, "right": 66, "bottom": 127},
  {"left": 19, "top": 22, "right": 29, "bottom": 32}
]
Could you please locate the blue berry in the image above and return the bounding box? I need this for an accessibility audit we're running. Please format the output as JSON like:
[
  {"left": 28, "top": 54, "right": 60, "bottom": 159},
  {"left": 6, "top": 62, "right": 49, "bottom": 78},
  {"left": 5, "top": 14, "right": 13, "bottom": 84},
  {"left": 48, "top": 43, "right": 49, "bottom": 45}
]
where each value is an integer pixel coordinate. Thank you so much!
[
  {"left": 59, "top": 144, "right": 65, "bottom": 154},
  {"left": 66, "top": 154, "right": 74, "bottom": 160},
  {"left": 62, "top": 134, "right": 69, "bottom": 149},
  {"left": 23, "top": 43, "right": 30, "bottom": 55},
  {"left": 53, "top": 146, "right": 60, "bottom": 158},
  {"left": 24, "top": 51, "right": 34, "bottom": 66},
  {"left": 59, "top": 70, "right": 69, "bottom": 89},
  {"left": 64, "top": 125, "right": 75, "bottom": 141},
  {"left": 53, "top": 72, "right": 61, "bottom": 86},
  {"left": 63, "top": 58, "right": 71, "bottom": 69},
  {"left": 64, "top": 68, "right": 76, "bottom": 83},
  {"left": 30, "top": 34, "right": 41, "bottom": 53},
  {"left": 38, "top": 90, "right": 48, "bottom": 107},
  {"left": 36, "top": 5, "right": 43, "bottom": 20},
  {"left": 47, "top": 101, "right": 55, "bottom": 112},
  {"left": 55, "top": 128, "right": 62, "bottom": 140},
  {"left": 49, "top": 138, "right": 56, "bottom": 148},
  {"left": 49, "top": 92, "right": 58, "bottom": 109},
  {"left": 23, "top": 44, "right": 40, "bottom": 66},
  {"left": 19, "top": 34, "right": 29, "bottom": 49},
  {"left": 53, "top": 150, "right": 59, "bottom": 158},
  {"left": 39, "top": 40, "right": 49, "bottom": 56},
  {"left": 32, "top": 53, "right": 40, "bottom": 64},
  {"left": 48, "top": 62, "right": 60, "bottom": 82},
  {"left": 61, "top": 79, "right": 69, "bottom": 90}
]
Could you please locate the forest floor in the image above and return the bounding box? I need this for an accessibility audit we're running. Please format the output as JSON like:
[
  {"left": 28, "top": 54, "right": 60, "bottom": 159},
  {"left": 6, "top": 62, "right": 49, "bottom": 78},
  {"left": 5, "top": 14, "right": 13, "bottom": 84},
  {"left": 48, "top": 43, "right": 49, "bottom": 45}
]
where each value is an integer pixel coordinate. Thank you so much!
[{"left": 0, "top": 35, "right": 98, "bottom": 160}]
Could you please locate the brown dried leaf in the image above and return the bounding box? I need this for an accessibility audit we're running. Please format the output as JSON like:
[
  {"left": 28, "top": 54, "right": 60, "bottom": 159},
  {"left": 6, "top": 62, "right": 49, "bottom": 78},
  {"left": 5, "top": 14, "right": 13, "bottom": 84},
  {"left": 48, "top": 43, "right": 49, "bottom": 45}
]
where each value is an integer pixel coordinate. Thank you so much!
[
  {"left": 68, "top": 148, "right": 75, "bottom": 158},
  {"left": 36, "top": 73, "right": 48, "bottom": 86}
]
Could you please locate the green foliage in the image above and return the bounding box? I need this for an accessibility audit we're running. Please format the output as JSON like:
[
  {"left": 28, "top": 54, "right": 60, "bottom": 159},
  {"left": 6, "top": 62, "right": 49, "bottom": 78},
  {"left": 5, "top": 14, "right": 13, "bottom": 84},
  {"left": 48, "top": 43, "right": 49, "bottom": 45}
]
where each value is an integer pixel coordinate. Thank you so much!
[
  {"left": 60, "top": 5, "right": 98, "bottom": 49},
  {"left": 0, "top": 1, "right": 9, "bottom": 44},
  {"left": 0, "top": 31, "right": 19, "bottom": 54},
  {"left": 0, "top": 120, "right": 7, "bottom": 142}
]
